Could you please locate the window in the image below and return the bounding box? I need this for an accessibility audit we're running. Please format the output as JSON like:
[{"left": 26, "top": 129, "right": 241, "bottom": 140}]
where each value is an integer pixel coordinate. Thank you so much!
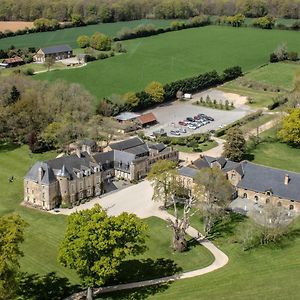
[
  {"left": 266, "top": 191, "right": 271, "bottom": 196},
  {"left": 266, "top": 198, "right": 270, "bottom": 204},
  {"left": 277, "top": 202, "right": 282, "bottom": 207},
  {"left": 289, "top": 205, "right": 294, "bottom": 210},
  {"left": 243, "top": 193, "right": 247, "bottom": 199},
  {"left": 254, "top": 195, "right": 259, "bottom": 201}
]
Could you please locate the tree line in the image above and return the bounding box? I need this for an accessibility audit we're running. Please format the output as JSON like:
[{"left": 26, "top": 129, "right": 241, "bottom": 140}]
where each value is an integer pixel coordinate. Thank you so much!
[
  {"left": 97, "top": 66, "right": 243, "bottom": 116},
  {"left": 1, "top": 0, "right": 300, "bottom": 22}
]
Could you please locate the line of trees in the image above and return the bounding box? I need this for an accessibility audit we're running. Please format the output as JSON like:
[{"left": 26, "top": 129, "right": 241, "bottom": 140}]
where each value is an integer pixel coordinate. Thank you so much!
[
  {"left": 1, "top": 0, "right": 300, "bottom": 22},
  {"left": 97, "top": 66, "right": 243, "bottom": 116}
]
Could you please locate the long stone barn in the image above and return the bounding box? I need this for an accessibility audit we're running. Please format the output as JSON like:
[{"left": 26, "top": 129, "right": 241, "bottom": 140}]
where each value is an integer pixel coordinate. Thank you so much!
[{"left": 179, "top": 156, "right": 300, "bottom": 212}]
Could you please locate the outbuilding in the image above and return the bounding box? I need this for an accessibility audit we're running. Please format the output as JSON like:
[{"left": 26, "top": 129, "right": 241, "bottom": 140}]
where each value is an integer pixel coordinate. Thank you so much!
[{"left": 137, "top": 112, "right": 157, "bottom": 127}]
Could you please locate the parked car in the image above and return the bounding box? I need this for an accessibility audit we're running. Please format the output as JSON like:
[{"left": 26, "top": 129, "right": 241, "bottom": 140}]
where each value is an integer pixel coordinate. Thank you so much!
[
  {"left": 178, "top": 121, "right": 187, "bottom": 126},
  {"left": 180, "top": 128, "right": 187, "bottom": 133},
  {"left": 187, "top": 124, "right": 197, "bottom": 130},
  {"left": 170, "top": 130, "right": 181, "bottom": 135},
  {"left": 186, "top": 117, "right": 194, "bottom": 122}
]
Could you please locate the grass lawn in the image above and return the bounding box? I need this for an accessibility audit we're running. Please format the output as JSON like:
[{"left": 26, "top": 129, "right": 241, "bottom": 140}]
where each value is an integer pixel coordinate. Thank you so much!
[
  {"left": 219, "top": 62, "right": 300, "bottom": 108},
  {"left": 247, "top": 128, "right": 300, "bottom": 173},
  {"left": 35, "top": 26, "right": 300, "bottom": 104},
  {"left": 174, "top": 140, "right": 218, "bottom": 153},
  {"left": 114, "top": 217, "right": 214, "bottom": 284},
  {"left": 0, "top": 62, "right": 66, "bottom": 77},
  {"left": 97, "top": 210, "right": 300, "bottom": 300},
  {"left": 0, "top": 19, "right": 176, "bottom": 50},
  {"left": 0, "top": 142, "right": 213, "bottom": 289},
  {"left": 239, "top": 113, "right": 276, "bottom": 133},
  {"left": 0, "top": 143, "right": 79, "bottom": 282}
]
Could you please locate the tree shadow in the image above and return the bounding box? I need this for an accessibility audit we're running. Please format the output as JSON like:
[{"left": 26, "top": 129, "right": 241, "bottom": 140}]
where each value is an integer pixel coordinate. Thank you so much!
[
  {"left": 208, "top": 212, "right": 246, "bottom": 240},
  {"left": 17, "top": 271, "right": 80, "bottom": 300},
  {"left": 0, "top": 142, "right": 19, "bottom": 152},
  {"left": 96, "top": 283, "right": 170, "bottom": 300},
  {"left": 243, "top": 153, "right": 255, "bottom": 161},
  {"left": 113, "top": 258, "right": 182, "bottom": 284}
]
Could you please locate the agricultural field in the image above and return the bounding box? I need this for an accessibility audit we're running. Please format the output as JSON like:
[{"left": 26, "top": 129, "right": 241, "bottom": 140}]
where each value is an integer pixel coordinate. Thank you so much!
[
  {"left": 219, "top": 62, "right": 300, "bottom": 107},
  {"left": 35, "top": 26, "right": 300, "bottom": 104},
  {"left": 0, "top": 21, "right": 34, "bottom": 32},
  {"left": 0, "top": 19, "right": 176, "bottom": 50}
]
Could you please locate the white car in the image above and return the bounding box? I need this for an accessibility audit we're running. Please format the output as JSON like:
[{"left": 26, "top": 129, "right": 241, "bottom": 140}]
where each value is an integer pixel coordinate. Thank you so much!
[{"left": 188, "top": 124, "right": 197, "bottom": 130}]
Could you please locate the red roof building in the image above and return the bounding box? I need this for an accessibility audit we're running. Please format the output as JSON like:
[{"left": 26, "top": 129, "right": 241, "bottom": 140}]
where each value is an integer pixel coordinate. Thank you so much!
[
  {"left": 2, "top": 56, "right": 24, "bottom": 68},
  {"left": 137, "top": 112, "right": 157, "bottom": 127}
]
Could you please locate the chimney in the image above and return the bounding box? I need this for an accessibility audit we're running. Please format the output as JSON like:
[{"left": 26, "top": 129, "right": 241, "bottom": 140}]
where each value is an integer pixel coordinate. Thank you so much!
[
  {"left": 76, "top": 148, "right": 81, "bottom": 158},
  {"left": 284, "top": 174, "right": 290, "bottom": 185},
  {"left": 38, "top": 166, "right": 43, "bottom": 183}
]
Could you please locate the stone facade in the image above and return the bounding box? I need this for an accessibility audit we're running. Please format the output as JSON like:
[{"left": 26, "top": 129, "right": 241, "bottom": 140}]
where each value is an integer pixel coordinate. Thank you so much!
[
  {"left": 24, "top": 138, "right": 179, "bottom": 210},
  {"left": 179, "top": 156, "right": 300, "bottom": 213}
]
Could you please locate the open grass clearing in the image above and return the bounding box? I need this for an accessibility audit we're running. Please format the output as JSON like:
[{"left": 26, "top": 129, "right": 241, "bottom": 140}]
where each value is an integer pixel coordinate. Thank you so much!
[
  {"left": 239, "top": 113, "right": 277, "bottom": 134},
  {"left": 219, "top": 62, "right": 300, "bottom": 108},
  {"left": 0, "top": 19, "right": 176, "bottom": 50},
  {"left": 247, "top": 128, "right": 300, "bottom": 173},
  {"left": 97, "top": 208, "right": 300, "bottom": 300},
  {"left": 35, "top": 26, "right": 300, "bottom": 104}
]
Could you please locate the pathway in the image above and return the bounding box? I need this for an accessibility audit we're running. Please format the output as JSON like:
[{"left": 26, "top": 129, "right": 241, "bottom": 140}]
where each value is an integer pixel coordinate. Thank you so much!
[{"left": 62, "top": 181, "right": 229, "bottom": 299}]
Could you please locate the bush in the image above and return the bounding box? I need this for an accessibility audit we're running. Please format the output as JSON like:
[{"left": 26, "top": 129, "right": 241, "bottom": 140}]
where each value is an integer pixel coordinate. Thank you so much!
[
  {"left": 23, "top": 68, "right": 34, "bottom": 76},
  {"left": 270, "top": 53, "right": 279, "bottom": 63},
  {"left": 97, "top": 53, "right": 109, "bottom": 60},
  {"left": 288, "top": 51, "right": 298, "bottom": 61},
  {"left": 267, "top": 97, "right": 288, "bottom": 110}
]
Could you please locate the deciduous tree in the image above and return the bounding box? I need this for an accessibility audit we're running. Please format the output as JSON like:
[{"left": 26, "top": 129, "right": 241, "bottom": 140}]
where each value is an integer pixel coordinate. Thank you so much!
[
  {"left": 223, "top": 126, "right": 246, "bottom": 162},
  {"left": 0, "top": 214, "right": 28, "bottom": 300},
  {"left": 278, "top": 108, "right": 300, "bottom": 146},
  {"left": 194, "top": 167, "right": 233, "bottom": 236},
  {"left": 58, "top": 204, "right": 147, "bottom": 287},
  {"left": 90, "top": 32, "right": 112, "bottom": 51},
  {"left": 148, "top": 160, "right": 177, "bottom": 208},
  {"left": 77, "top": 35, "right": 90, "bottom": 48},
  {"left": 144, "top": 81, "right": 165, "bottom": 103}
]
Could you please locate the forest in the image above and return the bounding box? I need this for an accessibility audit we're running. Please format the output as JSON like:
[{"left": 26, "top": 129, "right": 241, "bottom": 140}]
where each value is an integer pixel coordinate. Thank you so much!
[{"left": 0, "top": 0, "right": 300, "bottom": 22}]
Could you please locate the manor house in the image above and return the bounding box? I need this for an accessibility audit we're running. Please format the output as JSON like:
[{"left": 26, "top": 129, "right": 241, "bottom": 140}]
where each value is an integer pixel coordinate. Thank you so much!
[{"left": 24, "top": 137, "right": 178, "bottom": 210}]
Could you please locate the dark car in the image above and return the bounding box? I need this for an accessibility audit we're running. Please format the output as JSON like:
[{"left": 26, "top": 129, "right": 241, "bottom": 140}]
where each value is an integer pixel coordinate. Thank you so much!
[
  {"left": 186, "top": 117, "right": 194, "bottom": 122},
  {"left": 207, "top": 116, "right": 214, "bottom": 121}
]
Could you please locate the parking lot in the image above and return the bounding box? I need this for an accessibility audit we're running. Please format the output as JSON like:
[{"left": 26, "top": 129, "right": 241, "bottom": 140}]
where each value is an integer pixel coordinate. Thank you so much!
[{"left": 143, "top": 95, "right": 251, "bottom": 137}]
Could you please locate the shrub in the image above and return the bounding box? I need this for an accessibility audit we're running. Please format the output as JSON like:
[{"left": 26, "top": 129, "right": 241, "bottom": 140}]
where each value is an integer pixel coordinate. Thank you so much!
[
  {"left": 288, "top": 51, "right": 298, "bottom": 61},
  {"left": 97, "top": 53, "right": 109, "bottom": 60},
  {"left": 23, "top": 68, "right": 34, "bottom": 76}
]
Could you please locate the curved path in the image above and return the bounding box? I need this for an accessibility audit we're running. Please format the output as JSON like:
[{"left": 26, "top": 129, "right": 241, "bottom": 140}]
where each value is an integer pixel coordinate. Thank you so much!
[{"left": 62, "top": 181, "right": 229, "bottom": 299}]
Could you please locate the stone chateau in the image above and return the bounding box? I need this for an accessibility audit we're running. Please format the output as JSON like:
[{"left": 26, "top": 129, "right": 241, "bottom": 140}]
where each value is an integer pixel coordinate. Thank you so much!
[
  {"left": 24, "top": 137, "right": 178, "bottom": 210},
  {"left": 179, "top": 155, "right": 300, "bottom": 212}
]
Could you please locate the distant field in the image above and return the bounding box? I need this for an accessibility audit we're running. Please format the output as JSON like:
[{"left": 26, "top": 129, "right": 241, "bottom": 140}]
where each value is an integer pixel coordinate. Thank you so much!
[
  {"left": 35, "top": 26, "right": 300, "bottom": 104},
  {"left": 0, "top": 21, "right": 33, "bottom": 32},
  {"left": 0, "top": 19, "right": 176, "bottom": 50}
]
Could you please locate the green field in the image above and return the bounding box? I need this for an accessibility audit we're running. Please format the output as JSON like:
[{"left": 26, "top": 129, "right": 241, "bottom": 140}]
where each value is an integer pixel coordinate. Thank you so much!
[
  {"left": 249, "top": 128, "right": 300, "bottom": 173},
  {"left": 97, "top": 212, "right": 300, "bottom": 300},
  {"left": 35, "top": 26, "right": 300, "bottom": 103},
  {"left": 219, "top": 62, "right": 300, "bottom": 107},
  {"left": 0, "top": 19, "right": 176, "bottom": 50}
]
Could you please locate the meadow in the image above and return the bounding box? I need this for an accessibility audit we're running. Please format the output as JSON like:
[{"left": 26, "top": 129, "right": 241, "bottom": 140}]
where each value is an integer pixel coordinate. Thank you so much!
[
  {"left": 97, "top": 210, "right": 300, "bottom": 300},
  {"left": 219, "top": 62, "right": 300, "bottom": 107},
  {"left": 35, "top": 26, "right": 300, "bottom": 104},
  {"left": 0, "top": 19, "right": 175, "bottom": 50}
]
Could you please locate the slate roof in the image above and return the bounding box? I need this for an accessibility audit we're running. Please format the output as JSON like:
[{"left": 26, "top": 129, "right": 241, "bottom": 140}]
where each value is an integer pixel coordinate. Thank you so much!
[
  {"left": 179, "top": 167, "right": 199, "bottom": 178},
  {"left": 148, "top": 143, "right": 166, "bottom": 152},
  {"left": 80, "top": 139, "right": 97, "bottom": 147},
  {"left": 25, "top": 161, "right": 56, "bottom": 185},
  {"left": 237, "top": 161, "right": 300, "bottom": 202},
  {"left": 109, "top": 137, "right": 145, "bottom": 151},
  {"left": 40, "top": 45, "right": 72, "bottom": 55}
]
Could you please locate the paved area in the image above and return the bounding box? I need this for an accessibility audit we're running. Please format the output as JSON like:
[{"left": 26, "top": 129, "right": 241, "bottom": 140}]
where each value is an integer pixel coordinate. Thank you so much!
[
  {"left": 54, "top": 180, "right": 158, "bottom": 218},
  {"left": 143, "top": 89, "right": 252, "bottom": 137}
]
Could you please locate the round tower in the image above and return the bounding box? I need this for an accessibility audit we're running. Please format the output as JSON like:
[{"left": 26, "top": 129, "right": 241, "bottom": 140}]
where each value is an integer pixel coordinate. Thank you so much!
[{"left": 56, "top": 165, "right": 71, "bottom": 207}]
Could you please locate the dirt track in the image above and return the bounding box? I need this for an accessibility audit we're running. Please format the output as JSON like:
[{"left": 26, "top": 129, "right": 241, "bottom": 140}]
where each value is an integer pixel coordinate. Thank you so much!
[{"left": 0, "top": 21, "right": 33, "bottom": 32}]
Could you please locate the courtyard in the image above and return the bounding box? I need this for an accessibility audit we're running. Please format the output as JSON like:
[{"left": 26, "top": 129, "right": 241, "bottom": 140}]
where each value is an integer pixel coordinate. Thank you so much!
[{"left": 143, "top": 89, "right": 252, "bottom": 137}]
